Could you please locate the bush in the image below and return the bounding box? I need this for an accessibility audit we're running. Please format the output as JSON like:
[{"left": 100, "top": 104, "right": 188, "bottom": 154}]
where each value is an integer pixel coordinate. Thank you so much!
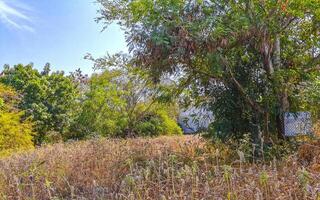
[
  {"left": 0, "top": 84, "right": 35, "bottom": 157},
  {"left": 205, "top": 132, "right": 298, "bottom": 163},
  {"left": 134, "top": 104, "right": 183, "bottom": 136},
  {"left": 0, "top": 112, "right": 34, "bottom": 157}
]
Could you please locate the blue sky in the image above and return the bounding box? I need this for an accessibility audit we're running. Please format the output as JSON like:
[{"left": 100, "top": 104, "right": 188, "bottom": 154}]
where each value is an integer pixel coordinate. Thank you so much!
[{"left": 0, "top": 0, "right": 127, "bottom": 74}]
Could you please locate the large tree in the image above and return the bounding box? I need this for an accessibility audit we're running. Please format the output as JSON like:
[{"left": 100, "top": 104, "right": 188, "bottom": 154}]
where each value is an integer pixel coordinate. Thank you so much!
[
  {"left": 0, "top": 64, "right": 79, "bottom": 143},
  {"left": 97, "top": 0, "right": 320, "bottom": 141}
]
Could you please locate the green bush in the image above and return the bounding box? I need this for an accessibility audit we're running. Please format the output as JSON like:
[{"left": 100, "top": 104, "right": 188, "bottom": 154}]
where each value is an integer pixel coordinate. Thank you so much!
[{"left": 134, "top": 105, "right": 182, "bottom": 136}]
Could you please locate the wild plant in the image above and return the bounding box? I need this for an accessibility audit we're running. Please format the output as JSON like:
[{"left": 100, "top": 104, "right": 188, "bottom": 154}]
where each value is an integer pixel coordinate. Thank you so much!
[
  {"left": 298, "top": 167, "right": 311, "bottom": 197},
  {"left": 259, "top": 170, "right": 269, "bottom": 199},
  {"left": 223, "top": 165, "right": 234, "bottom": 198},
  {"left": 0, "top": 136, "right": 318, "bottom": 199}
]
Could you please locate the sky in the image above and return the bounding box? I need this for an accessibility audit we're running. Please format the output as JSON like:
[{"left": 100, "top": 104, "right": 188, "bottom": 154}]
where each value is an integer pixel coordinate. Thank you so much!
[{"left": 0, "top": 0, "right": 127, "bottom": 74}]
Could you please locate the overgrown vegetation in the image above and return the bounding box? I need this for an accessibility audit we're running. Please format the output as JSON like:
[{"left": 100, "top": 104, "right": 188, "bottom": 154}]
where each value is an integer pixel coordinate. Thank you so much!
[
  {"left": 0, "top": 62, "right": 182, "bottom": 150},
  {"left": 0, "top": 0, "right": 319, "bottom": 198},
  {"left": 0, "top": 136, "right": 319, "bottom": 199},
  {"left": 0, "top": 64, "right": 79, "bottom": 144},
  {"left": 71, "top": 62, "right": 182, "bottom": 138},
  {"left": 97, "top": 0, "right": 320, "bottom": 142}
]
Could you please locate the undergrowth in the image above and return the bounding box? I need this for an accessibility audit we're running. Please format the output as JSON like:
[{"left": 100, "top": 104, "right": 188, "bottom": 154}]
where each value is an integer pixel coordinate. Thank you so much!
[{"left": 0, "top": 136, "right": 319, "bottom": 200}]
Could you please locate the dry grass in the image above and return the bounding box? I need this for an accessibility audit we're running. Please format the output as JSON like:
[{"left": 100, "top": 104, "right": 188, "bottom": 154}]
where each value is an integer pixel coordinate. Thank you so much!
[
  {"left": 0, "top": 136, "right": 319, "bottom": 200},
  {"left": 314, "top": 121, "right": 320, "bottom": 137}
]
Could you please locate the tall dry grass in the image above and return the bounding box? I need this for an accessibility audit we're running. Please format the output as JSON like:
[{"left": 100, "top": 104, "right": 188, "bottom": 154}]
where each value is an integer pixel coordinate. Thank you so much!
[{"left": 0, "top": 136, "right": 319, "bottom": 200}]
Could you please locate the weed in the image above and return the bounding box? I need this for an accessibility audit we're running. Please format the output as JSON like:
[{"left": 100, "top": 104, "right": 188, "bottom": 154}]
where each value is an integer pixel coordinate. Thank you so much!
[{"left": 0, "top": 136, "right": 319, "bottom": 199}]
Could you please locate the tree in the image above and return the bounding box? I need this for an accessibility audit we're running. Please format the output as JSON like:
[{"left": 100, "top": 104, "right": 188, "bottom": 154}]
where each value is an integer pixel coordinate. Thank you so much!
[
  {"left": 296, "top": 76, "right": 320, "bottom": 121},
  {"left": 0, "top": 84, "right": 34, "bottom": 157},
  {"left": 71, "top": 69, "right": 128, "bottom": 138},
  {"left": 0, "top": 64, "right": 79, "bottom": 144},
  {"left": 97, "top": 0, "right": 320, "bottom": 141},
  {"left": 71, "top": 55, "right": 182, "bottom": 138}
]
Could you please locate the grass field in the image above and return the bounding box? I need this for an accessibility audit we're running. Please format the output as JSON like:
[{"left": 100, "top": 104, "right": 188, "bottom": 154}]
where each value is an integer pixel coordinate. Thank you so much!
[{"left": 0, "top": 136, "right": 319, "bottom": 200}]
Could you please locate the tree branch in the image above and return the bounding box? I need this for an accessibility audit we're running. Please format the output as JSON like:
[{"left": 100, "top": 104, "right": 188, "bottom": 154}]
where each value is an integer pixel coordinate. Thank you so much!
[{"left": 221, "top": 57, "right": 265, "bottom": 114}]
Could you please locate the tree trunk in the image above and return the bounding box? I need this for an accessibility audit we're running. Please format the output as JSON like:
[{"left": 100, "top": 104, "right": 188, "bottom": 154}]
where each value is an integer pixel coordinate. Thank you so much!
[
  {"left": 274, "top": 35, "right": 281, "bottom": 71},
  {"left": 277, "top": 88, "right": 290, "bottom": 138},
  {"left": 274, "top": 34, "right": 290, "bottom": 138}
]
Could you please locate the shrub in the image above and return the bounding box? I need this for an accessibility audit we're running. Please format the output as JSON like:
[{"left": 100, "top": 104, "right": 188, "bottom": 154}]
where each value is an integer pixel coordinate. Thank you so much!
[
  {"left": 0, "top": 84, "right": 35, "bottom": 157},
  {"left": 0, "top": 112, "right": 34, "bottom": 157},
  {"left": 134, "top": 104, "right": 182, "bottom": 136}
]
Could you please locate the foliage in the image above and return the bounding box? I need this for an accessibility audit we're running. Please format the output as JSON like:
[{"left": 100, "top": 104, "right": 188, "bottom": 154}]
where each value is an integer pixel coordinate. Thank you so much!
[
  {"left": 133, "top": 104, "right": 182, "bottom": 136},
  {"left": 0, "top": 61, "right": 181, "bottom": 142},
  {"left": 0, "top": 84, "right": 17, "bottom": 109},
  {"left": 0, "top": 84, "right": 34, "bottom": 157},
  {"left": 0, "top": 112, "right": 34, "bottom": 157},
  {"left": 97, "top": 0, "right": 320, "bottom": 141},
  {"left": 71, "top": 58, "right": 182, "bottom": 138},
  {"left": 0, "top": 64, "right": 79, "bottom": 144},
  {"left": 206, "top": 133, "right": 297, "bottom": 163},
  {"left": 71, "top": 69, "right": 128, "bottom": 138},
  {"left": 295, "top": 76, "right": 320, "bottom": 120}
]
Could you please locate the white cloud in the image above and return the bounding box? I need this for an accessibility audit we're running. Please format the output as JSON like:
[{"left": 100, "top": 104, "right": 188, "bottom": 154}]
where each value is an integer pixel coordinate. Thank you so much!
[{"left": 0, "top": 0, "right": 34, "bottom": 32}]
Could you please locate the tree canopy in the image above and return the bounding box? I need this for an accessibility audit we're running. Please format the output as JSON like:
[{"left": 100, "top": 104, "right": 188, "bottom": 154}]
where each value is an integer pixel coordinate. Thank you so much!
[
  {"left": 0, "top": 64, "right": 79, "bottom": 144},
  {"left": 97, "top": 0, "right": 320, "bottom": 140}
]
